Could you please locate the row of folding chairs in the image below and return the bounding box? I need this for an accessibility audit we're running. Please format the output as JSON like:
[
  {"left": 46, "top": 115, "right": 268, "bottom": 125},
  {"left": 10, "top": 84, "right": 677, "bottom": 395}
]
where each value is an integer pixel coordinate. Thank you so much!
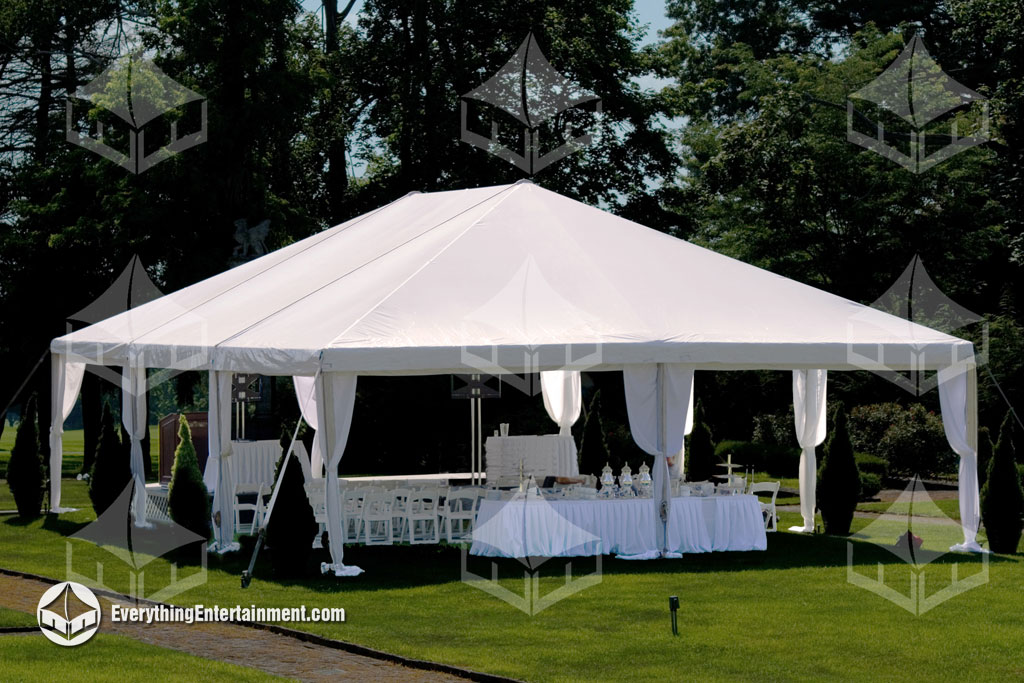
[{"left": 302, "top": 482, "right": 489, "bottom": 546}]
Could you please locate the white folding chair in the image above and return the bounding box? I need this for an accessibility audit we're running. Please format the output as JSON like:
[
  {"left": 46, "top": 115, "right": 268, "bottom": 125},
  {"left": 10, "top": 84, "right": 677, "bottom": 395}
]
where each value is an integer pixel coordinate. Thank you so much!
[
  {"left": 303, "top": 479, "right": 328, "bottom": 548},
  {"left": 748, "top": 481, "right": 780, "bottom": 532},
  {"left": 343, "top": 488, "right": 368, "bottom": 543},
  {"left": 391, "top": 488, "right": 412, "bottom": 541},
  {"left": 233, "top": 483, "right": 262, "bottom": 535},
  {"left": 360, "top": 491, "right": 394, "bottom": 545},
  {"left": 444, "top": 487, "right": 483, "bottom": 543},
  {"left": 402, "top": 488, "right": 441, "bottom": 544}
]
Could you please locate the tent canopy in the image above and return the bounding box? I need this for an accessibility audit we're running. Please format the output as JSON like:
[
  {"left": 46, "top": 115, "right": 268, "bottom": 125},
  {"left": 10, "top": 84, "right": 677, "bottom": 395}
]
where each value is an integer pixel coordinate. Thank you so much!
[{"left": 52, "top": 181, "right": 973, "bottom": 376}]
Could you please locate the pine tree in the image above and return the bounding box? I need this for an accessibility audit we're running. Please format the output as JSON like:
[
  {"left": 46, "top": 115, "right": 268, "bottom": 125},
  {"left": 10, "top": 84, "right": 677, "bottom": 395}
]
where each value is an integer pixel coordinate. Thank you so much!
[
  {"left": 267, "top": 452, "right": 317, "bottom": 578},
  {"left": 579, "top": 390, "right": 610, "bottom": 477},
  {"left": 817, "top": 403, "right": 861, "bottom": 535},
  {"left": 8, "top": 395, "right": 43, "bottom": 518},
  {"left": 685, "top": 401, "right": 716, "bottom": 482},
  {"left": 981, "top": 412, "right": 1023, "bottom": 553},
  {"left": 977, "top": 426, "right": 994, "bottom": 488},
  {"left": 168, "top": 415, "right": 211, "bottom": 540},
  {"left": 89, "top": 404, "right": 131, "bottom": 516}
]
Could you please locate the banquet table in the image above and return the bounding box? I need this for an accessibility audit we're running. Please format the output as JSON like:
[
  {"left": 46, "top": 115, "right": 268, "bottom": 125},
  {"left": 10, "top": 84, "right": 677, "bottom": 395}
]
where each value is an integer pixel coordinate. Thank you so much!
[
  {"left": 470, "top": 494, "right": 767, "bottom": 558},
  {"left": 224, "top": 440, "right": 280, "bottom": 491},
  {"left": 484, "top": 435, "right": 579, "bottom": 481}
]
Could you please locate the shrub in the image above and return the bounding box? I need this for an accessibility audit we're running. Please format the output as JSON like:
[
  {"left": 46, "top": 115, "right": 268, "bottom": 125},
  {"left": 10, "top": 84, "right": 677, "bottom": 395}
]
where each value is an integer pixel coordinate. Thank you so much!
[
  {"left": 168, "top": 414, "right": 211, "bottom": 540},
  {"left": 980, "top": 412, "right": 1023, "bottom": 553},
  {"left": 714, "top": 440, "right": 798, "bottom": 476},
  {"left": 849, "top": 403, "right": 904, "bottom": 454},
  {"left": 89, "top": 404, "right": 131, "bottom": 516},
  {"left": 685, "top": 401, "right": 717, "bottom": 482},
  {"left": 752, "top": 412, "right": 793, "bottom": 448},
  {"left": 580, "top": 390, "right": 612, "bottom": 477},
  {"left": 876, "top": 404, "right": 956, "bottom": 479},
  {"left": 854, "top": 452, "right": 888, "bottom": 479},
  {"left": 7, "top": 395, "right": 43, "bottom": 518},
  {"left": 859, "top": 472, "right": 882, "bottom": 500},
  {"left": 817, "top": 402, "right": 860, "bottom": 535},
  {"left": 267, "top": 451, "right": 317, "bottom": 578}
]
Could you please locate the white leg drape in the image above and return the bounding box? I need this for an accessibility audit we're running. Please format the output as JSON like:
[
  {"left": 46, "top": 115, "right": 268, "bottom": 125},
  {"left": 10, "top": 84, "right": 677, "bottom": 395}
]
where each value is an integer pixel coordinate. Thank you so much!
[
  {"left": 205, "top": 371, "right": 236, "bottom": 550},
  {"left": 668, "top": 374, "right": 695, "bottom": 482},
  {"left": 791, "top": 369, "right": 827, "bottom": 533},
  {"left": 314, "top": 372, "right": 361, "bottom": 576},
  {"left": 938, "top": 363, "right": 982, "bottom": 552},
  {"left": 293, "top": 376, "right": 321, "bottom": 477},
  {"left": 624, "top": 364, "right": 694, "bottom": 556},
  {"left": 540, "top": 370, "right": 582, "bottom": 436},
  {"left": 49, "top": 353, "right": 85, "bottom": 512},
  {"left": 121, "top": 365, "right": 149, "bottom": 527}
]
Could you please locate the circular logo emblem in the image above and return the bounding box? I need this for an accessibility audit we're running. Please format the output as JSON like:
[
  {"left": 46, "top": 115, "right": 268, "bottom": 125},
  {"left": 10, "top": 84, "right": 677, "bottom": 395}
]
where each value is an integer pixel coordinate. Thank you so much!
[{"left": 36, "top": 581, "right": 101, "bottom": 646}]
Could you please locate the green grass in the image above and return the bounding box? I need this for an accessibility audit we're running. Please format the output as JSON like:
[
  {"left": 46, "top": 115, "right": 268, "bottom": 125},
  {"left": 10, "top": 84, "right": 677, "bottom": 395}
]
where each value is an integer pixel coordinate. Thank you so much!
[
  {"left": 0, "top": 479, "right": 1022, "bottom": 681},
  {"left": 0, "top": 633, "right": 286, "bottom": 682},
  {"left": 0, "top": 606, "right": 37, "bottom": 628},
  {"left": 857, "top": 499, "right": 963, "bottom": 521},
  {"left": 0, "top": 427, "right": 160, "bottom": 481}
]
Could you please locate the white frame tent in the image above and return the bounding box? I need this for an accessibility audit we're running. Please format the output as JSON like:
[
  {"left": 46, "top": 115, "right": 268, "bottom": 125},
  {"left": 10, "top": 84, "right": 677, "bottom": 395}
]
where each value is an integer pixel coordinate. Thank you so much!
[{"left": 50, "top": 181, "right": 984, "bottom": 575}]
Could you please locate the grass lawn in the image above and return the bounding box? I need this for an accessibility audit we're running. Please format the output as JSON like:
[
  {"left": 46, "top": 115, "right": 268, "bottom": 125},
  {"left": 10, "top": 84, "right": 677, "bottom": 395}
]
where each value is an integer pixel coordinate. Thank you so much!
[
  {"left": 0, "top": 606, "right": 37, "bottom": 627},
  {"left": 0, "top": 479, "right": 1022, "bottom": 681},
  {"left": 857, "top": 499, "right": 963, "bottom": 521},
  {"left": 0, "top": 633, "right": 285, "bottom": 682},
  {"left": 0, "top": 427, "right": 160, "bottom": 482}
]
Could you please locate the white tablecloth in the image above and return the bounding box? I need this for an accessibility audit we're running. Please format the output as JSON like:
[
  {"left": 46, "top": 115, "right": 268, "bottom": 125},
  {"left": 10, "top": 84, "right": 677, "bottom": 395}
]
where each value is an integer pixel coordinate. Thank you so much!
[
  {"left": 470, "top": 494, "right": 766, "bottom": 557},
  {"left": 484, "top": 435, "right": 579, "bottom": 481},
  {"left": 225, "top": 440, "right": 280, "bottom": 491}
]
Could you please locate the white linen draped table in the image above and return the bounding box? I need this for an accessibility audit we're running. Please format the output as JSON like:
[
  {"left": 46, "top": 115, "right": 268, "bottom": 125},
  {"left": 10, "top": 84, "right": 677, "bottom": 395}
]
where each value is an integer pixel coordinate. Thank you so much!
[
  {"left": 484, "top": 435, "right": 579, "bottom": 481},
  {"left": 224, "top": 440, "right": 281, "bottom": 492},
  {"left": 470, "top": 494, "right": 766, "bottom": 557}
]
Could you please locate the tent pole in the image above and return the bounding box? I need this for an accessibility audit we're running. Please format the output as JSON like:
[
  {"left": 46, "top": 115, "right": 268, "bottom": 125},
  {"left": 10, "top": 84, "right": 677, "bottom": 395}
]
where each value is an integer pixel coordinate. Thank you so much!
[
  {"left": 476, "top": 397, "right": 483, "bottom": 486},
  {"left": 470, "top": 399, "right": 476, "bottom": 484}
]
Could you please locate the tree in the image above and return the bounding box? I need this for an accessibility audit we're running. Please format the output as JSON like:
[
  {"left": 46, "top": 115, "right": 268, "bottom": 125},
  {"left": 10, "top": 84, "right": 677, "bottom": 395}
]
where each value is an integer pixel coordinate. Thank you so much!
[
  {"left": 579, "top": 390, "right": 611, "bottom": 477},
  {"left": 7, "top": 395, "right": 43, "bottom": 517},
  {"left": 267, "top": 451, "right": 317, "bottom": 578},
  {"left": 978, "top": 425, "right": 994, "bottom": 488},
  {"left": 685, "top": 401, "right": 716, "bottom": 482},
  {"left": 980, "top": 412, "right": 1023, "bottom": 553},
  {"left": 817, "top": 402, "right": 860, "bottom": 535},
  {"left": 89, "top": 403, "right": 131, "bottom": 516},
  {"left": 167, "top": 414, "right": 210, "bottom": 540}
]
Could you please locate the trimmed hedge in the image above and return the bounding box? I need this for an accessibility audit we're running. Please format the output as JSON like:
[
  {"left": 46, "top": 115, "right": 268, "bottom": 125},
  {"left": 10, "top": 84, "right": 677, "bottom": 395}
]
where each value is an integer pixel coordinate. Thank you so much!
[
  {"left": 168, "top": 414, "right": 211, "bottom": 540},
  {"left": 685, "top": 401, "right": 717, "bottom": 482},
  {"left": 89, "top": 403, "right": 131, "bottom": 516},
  {"left": 980, "top": 412, "right": 1023, "bottom": 553},
  {"left": 7, "top": 395, "right": 43, "bottom": 518},
  {"left": 854, "top": 452, "right": 888, "bottom": 479},
  {"left": 817, "top": 402, "right": 860, "bottom": 535},
  {"left": 267, "top": 449, "right": 317, "bottom": 578},
  {"left": 859, "top": 472, "right": 882, "bottom": 500},
  {"left": 579, "top": 390, "right": 611, "bottom": 477}
]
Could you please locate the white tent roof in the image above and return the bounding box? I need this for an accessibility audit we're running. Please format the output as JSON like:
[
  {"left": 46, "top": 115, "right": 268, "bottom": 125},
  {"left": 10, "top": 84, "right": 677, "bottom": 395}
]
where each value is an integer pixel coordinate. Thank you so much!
[{"left": 52, "top": 181, "right": 974, "bottom": 376}]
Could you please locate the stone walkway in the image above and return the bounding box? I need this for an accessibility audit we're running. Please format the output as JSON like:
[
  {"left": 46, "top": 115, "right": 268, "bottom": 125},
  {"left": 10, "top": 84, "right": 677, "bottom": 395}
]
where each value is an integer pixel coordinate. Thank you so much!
[{"left": 0, "top": 573, "right": 475, "bottom": 682}]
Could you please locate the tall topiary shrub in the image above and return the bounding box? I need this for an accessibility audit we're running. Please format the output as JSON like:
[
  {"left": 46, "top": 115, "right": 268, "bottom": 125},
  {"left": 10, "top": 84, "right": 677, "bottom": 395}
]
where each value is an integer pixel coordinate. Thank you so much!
[
  {"left": 817, "top": 402, "right": 860, "bottom": 535},
  {"left": 981, "top": 412, "right": 1023, "bottom": 553},
  {"left": 580, "top": 390, "right": 611, "bottom": 477},
  {"left": 685, "top": 401, "right": 716, "bottom": 482},
  {"left": 267, "top": 452, "right": 317, "bottom": 577},
  {"left": 89, "top": 403, "right": 131, "bottom": 516},
  {"left": 8, "top": 395, "right": 43, "bottom": 518},
  {"left": 168, "top": 414, "right": 210, "bottom": 540},
  {"left": 977, "top": 426, "right": 994, "bottom": 488}
]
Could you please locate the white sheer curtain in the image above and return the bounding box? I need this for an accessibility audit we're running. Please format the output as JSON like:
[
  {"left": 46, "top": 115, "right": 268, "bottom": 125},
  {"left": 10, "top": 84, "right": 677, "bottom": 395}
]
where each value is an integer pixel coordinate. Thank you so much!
[
  {"left": 293, "top": 376, "right": 321, "bottom": 477},
  {"left": 624, "top": 363, "right": 694, "bottom": 556},
  {"left": 938, "top": 364, "right": 982, "bottom": 551},
  {"left": 206, "top": 371, "right": 235, "bottom": 549},
  {"left": 49, "top": 353, "right": 85, "bottom": 512},
  {"left": 540, "top": 370, "right": 582, "bottom": 436},
  {"left": 668, "top": 375, "right": 695, "bottom": 481},
  {"left": 121, "top": 364, "right": 149, "bottom": 527},
  {"left": 791, "top": 369, "right": 827, "bottom": 533},
  {"left": 314, "top": 372, "right": 362, "bottom": 576}
]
